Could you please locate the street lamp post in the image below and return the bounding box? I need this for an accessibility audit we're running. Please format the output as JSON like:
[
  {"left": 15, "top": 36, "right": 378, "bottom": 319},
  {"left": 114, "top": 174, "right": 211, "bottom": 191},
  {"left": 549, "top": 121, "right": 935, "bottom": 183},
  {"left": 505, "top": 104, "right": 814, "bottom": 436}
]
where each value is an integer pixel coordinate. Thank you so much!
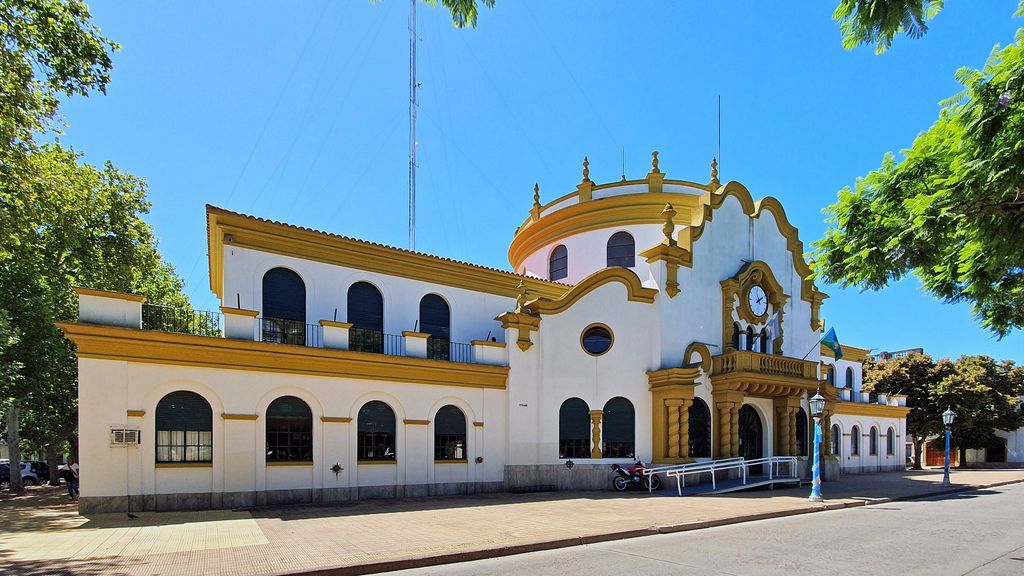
[
  {"left": 808, "top": 390, "right": 825, "bottom": 502},
  {"left": 942, "top": 407, "right": 956, "bottom": 486}
]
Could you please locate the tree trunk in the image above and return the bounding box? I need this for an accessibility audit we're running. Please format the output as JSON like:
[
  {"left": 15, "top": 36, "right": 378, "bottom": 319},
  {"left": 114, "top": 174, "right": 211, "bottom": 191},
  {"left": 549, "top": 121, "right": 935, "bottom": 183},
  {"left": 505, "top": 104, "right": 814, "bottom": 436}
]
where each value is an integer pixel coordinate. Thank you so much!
[
  {"left": 45, "top": 444, "right": 60, "bottom": 486},
  {"left": 7, "top": 406, "right": 23, "bottom": 494},
  {"left": 911, "top": 436, "right": 924, "bottom": 470}
]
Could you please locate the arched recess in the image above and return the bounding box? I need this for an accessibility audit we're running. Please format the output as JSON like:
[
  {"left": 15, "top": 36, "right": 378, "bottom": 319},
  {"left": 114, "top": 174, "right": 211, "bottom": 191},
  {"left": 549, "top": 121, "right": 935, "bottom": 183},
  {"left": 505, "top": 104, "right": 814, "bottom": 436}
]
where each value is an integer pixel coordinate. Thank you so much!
[
  {"left": 602, "top": 397, "right": 635, "bottom": 458},
  {"left": 262, "top": 267, "right": 307, "bottom": 345},
  {"left": 420, "top": 293, "right": 451, "bottom": 360},
  {"left": 559, "top": 398, "right": 590, "bottom": 459},
  {"left": 266, "top": 395, "right": 313, "bottom": 462},
  {"left": 155, "top": 391, "right": 213, "bottom": 463},
  {"left": 886, "top": 427, "right": 896, "bottom": 456},
  {"left": 549, "top": 244, "right": 568, "bottom": 281},
  {"left": 606, "top": 231, "right": 635, "bottom": 267},
  {"left": 434, "top": 405, "right": 467, "bottom": 461},
  {"left": 870, "top": 427, "right": 879, "bottom": 456},
  {"left": 348, "top": 281, "right": 384, "bottom": 353},
  {"left": 738, "top": 405, "right": 764, "bottom": 473},
  {"left": 795, "top": 407, "right": 808, "bottom": 457},
  {"left": 826, "top": 365, "right": 836, "bottom": 387},
  {"left": 845, "top": 366, "right": 854, "bottom": 390},
  {"left": 745, "top": 326, "right": 756, "bottom": 351},
  {"left": 688, "top": 398, "right": 712, "bottom": 458},
  {"left": 357, "top": 400, "right": 397, "bottom": 461},
  {"left": 850, "top": 425, "right": 861, "bottom": 456},
  {"left": 831, "top": 424, "right": 841, "bottom": 457}
]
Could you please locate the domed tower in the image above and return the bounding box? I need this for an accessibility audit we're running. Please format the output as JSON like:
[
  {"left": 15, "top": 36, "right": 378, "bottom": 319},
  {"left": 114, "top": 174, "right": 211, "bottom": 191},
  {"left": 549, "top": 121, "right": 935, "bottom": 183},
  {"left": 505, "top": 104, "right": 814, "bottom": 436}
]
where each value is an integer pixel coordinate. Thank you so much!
[{"left": 509, "top": 152, "right": 719, "bottom": 284}]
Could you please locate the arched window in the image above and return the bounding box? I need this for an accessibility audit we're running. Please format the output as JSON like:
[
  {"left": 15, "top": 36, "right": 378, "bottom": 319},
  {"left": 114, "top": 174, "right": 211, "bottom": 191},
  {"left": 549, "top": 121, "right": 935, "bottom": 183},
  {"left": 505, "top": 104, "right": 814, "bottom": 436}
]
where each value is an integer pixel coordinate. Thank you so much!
[
  {"left": 826, "top": 366, "right": 835, "bottom": 387},
  {"left": 795, "top": 407, "right": 808, "bottom": 457},
  {"left": 689, "top": 398, "right": 712, "bottom": 458},
  {"left": 759, "top": 328, "right": 770, "bottom": 354},
  {"left": 434, "top": 405, "right": 467, "bottom": 461},
  {"left": 420, "top": 294, "right": 451, "bottom": 361},
  {"left": 602, "top": 397, "right": 634, "bottom": 458},
  {"left": 606, "top": 232, "right": 635, "bottom": 268},
  {"left": 559, "top": 398, "right": 590, "bottom": 459},
  {"left": 156, "top": 391, "right": 212, "bottom": 463},
  {"left": 549, "top": 245, "right": 568, "bottom": 281},
  {"left": 886, "top": 427, "right": 896, "bottom": 456},
  {"left": 266, "top": 396, "right": 312, "bottom": 462},
  {"left": 745, "top": 326, "right": 756, "bottom": 351},
  {"left": 846, "top": 366, "right": 854, "bottom": 390},
  {"left": 831, "top": 424, "right": 841, "bottom": 457},
  {"left": 850, "top": 425, "right": 860, "bottom": 456},
  {"left": 731, "top": 323, "right": 742, "bottom": 351},
  {"left": 869, "top": 427, "right": 879, "bottom": 455},
  {"left": 262, "top": 267, "right": 306, "bottom": 345},
  {"left": 358, "top": 401, "right": 396, "bottom": 461},
  {"left": 348, "top": 281, "right": 384, "bottom": 353}
]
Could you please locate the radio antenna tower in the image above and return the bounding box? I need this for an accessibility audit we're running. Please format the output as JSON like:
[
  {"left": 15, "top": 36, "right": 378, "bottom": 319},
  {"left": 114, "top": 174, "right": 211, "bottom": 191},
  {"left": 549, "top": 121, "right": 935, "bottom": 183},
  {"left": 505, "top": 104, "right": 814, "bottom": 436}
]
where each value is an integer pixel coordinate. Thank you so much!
[{"left": 408, "top": 0, "right": 418, "bottom": 251}]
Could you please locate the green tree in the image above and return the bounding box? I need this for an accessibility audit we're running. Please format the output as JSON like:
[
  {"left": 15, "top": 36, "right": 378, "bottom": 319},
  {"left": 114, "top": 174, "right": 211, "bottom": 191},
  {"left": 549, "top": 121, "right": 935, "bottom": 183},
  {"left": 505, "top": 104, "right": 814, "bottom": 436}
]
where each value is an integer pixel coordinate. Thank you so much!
[
  {"left": 862, "top": 353, "right": 953, "bottom": 469},
  {"left": 812, "top": 29, "right": 1024, "bottom": 336},
  {"left": 935, "top": 355, "right": 1024, "bottom": 464},
  {"left": 372, "top": 0, "right": 495, "bottom": 28}
]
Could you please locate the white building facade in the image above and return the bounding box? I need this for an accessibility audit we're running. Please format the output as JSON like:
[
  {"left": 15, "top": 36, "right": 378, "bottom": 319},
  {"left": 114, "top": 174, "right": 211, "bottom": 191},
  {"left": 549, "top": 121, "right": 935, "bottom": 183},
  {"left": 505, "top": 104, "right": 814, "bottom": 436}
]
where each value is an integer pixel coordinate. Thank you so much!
[{"left": 62, "top": 155, "right": 909, "bottom": 513}]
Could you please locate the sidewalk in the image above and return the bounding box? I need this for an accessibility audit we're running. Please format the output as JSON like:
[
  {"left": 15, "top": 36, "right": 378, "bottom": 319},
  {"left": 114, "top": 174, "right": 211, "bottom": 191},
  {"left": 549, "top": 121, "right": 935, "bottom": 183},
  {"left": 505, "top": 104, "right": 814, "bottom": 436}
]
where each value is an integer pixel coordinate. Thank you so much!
[{"left": 2, "top": 468, "right": 1023, "bottom": 576}]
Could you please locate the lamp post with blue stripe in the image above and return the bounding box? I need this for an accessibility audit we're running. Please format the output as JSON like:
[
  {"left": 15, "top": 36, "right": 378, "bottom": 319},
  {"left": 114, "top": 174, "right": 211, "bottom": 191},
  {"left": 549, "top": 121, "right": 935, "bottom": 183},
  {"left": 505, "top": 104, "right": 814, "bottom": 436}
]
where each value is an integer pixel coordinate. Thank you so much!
[
  {"left": 808, "top": 390, "right": 825, "bottom": 502},
  {"left": 942, "top": 407, "right": 956, "bottom": 486}
]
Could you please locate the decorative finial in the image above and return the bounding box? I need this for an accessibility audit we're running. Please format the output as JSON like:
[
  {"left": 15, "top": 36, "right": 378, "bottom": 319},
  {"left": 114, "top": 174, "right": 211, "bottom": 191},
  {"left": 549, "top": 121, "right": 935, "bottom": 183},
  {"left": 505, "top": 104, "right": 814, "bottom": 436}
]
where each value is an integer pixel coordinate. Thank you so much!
[
  {"left": 582, "top": 156, "right": 590, "bottom": 182},
  {"left": 651, "top": 151, "right": 660, "bottom": 174},
  {"left": 515, "top": 279, "right": 530, "bottom": 313},
  {"left": 661, "top": 203, "right": 677, "bottom": 246},
  {"left": 710, "top": 156, "right": 719, "bottom": 186},
  {"left": 532, "top": 183, "right": 540, "bottom": 207}
]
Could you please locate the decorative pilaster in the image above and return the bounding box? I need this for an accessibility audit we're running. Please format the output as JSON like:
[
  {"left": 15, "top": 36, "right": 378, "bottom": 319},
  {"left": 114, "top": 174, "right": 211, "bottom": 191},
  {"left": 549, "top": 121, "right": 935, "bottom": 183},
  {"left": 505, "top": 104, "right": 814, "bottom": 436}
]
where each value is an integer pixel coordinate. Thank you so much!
[
  {"left": 648, "top": 366, "right": 700, "bottom": 464},
  {"left": 773, "top": 397, "right": 801, "bottom": 456},
  {"left": 716, "top": 401, "right": 734, "bottom": 458},
  {"left": 730, "top": 405, "right": 740, "bottom": 458},
  {"left": 495, "top": 280, "right": 541, "bottom": 351},
  {"left": 639, "top": 203, "right": 692, "bottom": 299},
  {"left": 590, "top": 410, "right": 603, "bottom": 459},
  {"left": 679, "top": 398, "right": 692, "bottom": 459},
  {"left": 666, "top": 399, "right": 683, "bottom": 459}
]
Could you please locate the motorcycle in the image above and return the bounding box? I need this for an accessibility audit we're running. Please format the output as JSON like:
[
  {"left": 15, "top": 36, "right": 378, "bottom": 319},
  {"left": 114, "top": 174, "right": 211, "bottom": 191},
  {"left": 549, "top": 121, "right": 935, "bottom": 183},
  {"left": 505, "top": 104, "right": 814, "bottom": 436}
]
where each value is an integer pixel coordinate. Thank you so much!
[{"left": 610, "top": 460, "right": 662, "bottom": 491}]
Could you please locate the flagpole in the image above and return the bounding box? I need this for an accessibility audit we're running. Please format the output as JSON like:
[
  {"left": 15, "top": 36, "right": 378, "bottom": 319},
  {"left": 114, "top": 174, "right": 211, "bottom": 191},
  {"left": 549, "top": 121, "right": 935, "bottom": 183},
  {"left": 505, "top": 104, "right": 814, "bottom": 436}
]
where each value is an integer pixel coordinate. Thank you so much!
[{"left": 801, "top": 333, "right": 826, "bottom": 361}]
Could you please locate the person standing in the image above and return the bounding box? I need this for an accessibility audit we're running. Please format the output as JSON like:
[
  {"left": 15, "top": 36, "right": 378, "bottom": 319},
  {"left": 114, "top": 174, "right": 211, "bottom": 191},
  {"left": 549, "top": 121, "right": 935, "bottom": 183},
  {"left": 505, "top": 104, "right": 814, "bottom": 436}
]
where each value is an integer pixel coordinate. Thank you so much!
[{"left": 66, "top": 456, "right": 79, "bottom": 498}]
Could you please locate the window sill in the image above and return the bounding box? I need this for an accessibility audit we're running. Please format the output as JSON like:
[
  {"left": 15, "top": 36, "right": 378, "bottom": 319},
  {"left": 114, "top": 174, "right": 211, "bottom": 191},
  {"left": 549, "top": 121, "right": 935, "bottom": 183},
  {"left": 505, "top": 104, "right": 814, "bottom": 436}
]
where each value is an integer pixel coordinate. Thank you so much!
[
  {"left": 155, "top": 462, "right": 213, "bottom": 468},
  {"left": 434, "top": 459, "right": 468, "bottom": 464},
  {"left": 358, "top": 460, "right": 397, "bottom": 465},
  {"left": 266, "top": 460, "right": 313, "bottom": 467}
]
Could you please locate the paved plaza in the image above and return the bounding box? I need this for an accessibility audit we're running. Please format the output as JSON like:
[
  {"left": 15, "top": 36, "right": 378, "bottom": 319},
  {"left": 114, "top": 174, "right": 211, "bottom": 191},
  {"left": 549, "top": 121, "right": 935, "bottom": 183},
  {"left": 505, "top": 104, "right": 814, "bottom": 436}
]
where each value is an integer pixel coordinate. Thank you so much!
[{"left": 1, "top": 469, "right": 1023, "bottom": 575}]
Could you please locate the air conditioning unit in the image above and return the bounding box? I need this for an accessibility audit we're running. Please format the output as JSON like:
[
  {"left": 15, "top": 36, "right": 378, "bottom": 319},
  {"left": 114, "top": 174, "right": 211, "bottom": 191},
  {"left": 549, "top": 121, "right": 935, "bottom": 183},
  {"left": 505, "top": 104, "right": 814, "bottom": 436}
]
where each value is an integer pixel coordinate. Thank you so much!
[{"left": 110, "top": 428, "right": 141, "bottom": 446}]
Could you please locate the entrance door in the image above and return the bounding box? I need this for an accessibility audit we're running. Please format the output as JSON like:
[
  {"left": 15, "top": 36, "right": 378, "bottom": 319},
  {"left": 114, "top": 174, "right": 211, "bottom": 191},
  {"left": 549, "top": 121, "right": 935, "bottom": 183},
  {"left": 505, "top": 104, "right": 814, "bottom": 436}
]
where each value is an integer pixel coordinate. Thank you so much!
[{"left": 738, "top": 405, "right": 764, "bottom": 475}]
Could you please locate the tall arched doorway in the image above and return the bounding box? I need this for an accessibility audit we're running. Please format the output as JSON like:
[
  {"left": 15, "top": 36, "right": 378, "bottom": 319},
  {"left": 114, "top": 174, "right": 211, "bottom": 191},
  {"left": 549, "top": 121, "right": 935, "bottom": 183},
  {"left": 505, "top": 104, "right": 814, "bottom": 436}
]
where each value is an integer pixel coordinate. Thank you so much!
[{"left": 738, "top": 405, "right": 763, "bottom": 474}]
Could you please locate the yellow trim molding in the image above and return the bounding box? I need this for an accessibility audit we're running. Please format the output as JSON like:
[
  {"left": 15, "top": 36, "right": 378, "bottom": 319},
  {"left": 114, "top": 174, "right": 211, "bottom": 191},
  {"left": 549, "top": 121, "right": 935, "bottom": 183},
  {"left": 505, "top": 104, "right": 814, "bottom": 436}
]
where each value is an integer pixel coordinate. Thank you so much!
[
  {"left": 471, "top": 339, "right": 506, "bottom": 348},
  {"left": 219, "top": 306, "right": 259, "bottom": 317},
  {"left": 266, "top": 461, "right": 313, "bottom": 467},
  {"left": 580, "top": 322, "right": 615, "bottom": 356},
  {"left": 126, "top": 410, "right": 145, "bottom": 418},
  {"left": 73, "top": 286, "right": 146, "bottom": 303},
  {"left": 524, "top": 267, "right": 657, "bottom": 316},
  {"left": 401, "top": 331, "right": 432, "bottom": 339},
  {"left": 472, "top": 421, "right": 485, "bottom": 428},
  {"left": 207, "top": 205, "right": 568, "bottom": 301},
  {"left": 221, "top": 413, "right": 258, "bottom": 420},
  {"left": 435, "top": 459, "right": 469, "bottom": 464},
  {"left": 358, "top": 460, "right": 397, "bottom": 465},
  {"left": 319, "top": 320, "right": 353, "bottom": 329},
  {"left": 495, "top": 312, "right": 541, "bottom": 352},
  {"left": 155, "top": 462, "right": 212, "bottom": 469},
  {"left": 59, "top": 322, "right": 508, "bottom": 390},
  {"left": 821, "top": 343, "right": 873, "bottom": 363},
  {"left": 404, "top": 419, "right": 430, "bottom": 425},
  {"left": 320, "top": 416, "right": 352, "bottom": 423},
  {"left": 683, "top": 342, "right": 713, "bottom": 373},
  {"left": 834, "top": 402, "right": 911, "bottom": 418}
]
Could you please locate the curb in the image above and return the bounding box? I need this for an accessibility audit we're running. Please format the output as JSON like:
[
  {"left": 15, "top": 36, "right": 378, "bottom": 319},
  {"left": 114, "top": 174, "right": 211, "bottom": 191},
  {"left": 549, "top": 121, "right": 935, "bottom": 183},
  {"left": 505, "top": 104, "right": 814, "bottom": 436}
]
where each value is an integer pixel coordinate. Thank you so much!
[{"left": 294, "top": 478, "right": 1024, "bottom": 576}]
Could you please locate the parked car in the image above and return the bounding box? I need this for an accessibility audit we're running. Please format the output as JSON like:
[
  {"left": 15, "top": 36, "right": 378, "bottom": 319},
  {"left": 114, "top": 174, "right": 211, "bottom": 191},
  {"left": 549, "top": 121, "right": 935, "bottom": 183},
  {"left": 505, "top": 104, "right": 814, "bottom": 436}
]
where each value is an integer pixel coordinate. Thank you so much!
[
  {"left": 28, "top": 461, "right": 51, "bottom": 482},
  {"left": 0, "top": 462, "right": 41, "bottom": 486}
]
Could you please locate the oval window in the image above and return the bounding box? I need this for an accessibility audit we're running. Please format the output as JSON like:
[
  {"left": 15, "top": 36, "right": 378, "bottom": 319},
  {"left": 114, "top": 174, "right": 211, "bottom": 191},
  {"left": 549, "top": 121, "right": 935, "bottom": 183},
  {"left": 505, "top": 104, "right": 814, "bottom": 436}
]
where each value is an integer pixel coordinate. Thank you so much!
[{"left": 581, "top": 325, "right": 613, "bottom": 356}]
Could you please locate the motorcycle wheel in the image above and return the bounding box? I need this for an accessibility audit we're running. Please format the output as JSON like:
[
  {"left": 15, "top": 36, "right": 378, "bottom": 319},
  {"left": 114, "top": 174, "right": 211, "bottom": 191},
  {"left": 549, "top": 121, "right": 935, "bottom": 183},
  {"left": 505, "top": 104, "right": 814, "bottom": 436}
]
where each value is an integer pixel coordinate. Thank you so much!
[
  {"left": 612, "top": 476, "right": 630, "bottom": 491},
  {"left": 644, "top": 474, "right": 663, "bottom": 491}
]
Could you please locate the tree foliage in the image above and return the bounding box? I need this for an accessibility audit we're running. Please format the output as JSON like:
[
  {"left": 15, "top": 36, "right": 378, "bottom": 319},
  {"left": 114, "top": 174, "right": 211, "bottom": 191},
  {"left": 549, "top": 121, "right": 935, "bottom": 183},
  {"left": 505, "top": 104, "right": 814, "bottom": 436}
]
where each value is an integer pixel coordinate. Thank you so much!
[
  {"left": 813, "top": 29, "right": 1024, "bottom": 336},
  {"left": 864, "top": 353, "right": 1024, "bottom": 468},
  {"left": 372, "top": 0, "right": 495, "bottom": 29}
]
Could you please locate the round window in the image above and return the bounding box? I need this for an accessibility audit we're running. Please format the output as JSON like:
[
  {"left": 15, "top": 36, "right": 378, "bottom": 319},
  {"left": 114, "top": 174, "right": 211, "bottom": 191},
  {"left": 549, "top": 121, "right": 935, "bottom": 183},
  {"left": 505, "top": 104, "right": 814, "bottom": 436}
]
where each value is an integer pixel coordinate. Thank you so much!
[{"left": 581, "top": 325, "right": 613, "bottom": 356}]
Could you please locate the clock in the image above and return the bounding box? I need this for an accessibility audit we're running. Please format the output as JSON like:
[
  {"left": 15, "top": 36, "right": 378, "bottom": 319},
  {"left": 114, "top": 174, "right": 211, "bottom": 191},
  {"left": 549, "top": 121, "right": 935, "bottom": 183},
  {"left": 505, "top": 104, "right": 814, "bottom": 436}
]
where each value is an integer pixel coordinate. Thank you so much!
[{"left": 748, "top": 285, "right": 768, "bottom": 317}]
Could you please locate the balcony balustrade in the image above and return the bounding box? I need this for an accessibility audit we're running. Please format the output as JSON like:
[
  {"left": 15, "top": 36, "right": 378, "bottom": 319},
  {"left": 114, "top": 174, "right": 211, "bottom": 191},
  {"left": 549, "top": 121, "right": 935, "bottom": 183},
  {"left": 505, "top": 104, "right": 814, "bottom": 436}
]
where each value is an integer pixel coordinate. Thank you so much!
[{"left": 712, "top": 350, "right": 819, "bottom": 380}]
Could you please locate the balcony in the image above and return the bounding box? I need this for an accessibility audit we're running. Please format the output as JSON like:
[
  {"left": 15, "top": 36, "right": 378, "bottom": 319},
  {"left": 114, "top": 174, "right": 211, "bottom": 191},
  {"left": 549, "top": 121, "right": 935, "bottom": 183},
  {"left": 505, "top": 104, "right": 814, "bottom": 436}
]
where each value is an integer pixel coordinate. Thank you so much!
[
  {"left": 138, "top": 303, "right": 494, "bottom": 365},
  {"left": 712, "top": 350, "right": 819, "bottom": 380}
]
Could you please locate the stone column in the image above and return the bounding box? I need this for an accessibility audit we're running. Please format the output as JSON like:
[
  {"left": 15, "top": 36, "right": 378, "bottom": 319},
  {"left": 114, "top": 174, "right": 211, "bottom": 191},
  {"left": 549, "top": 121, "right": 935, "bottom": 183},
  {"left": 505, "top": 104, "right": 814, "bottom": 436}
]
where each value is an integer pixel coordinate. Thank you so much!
[
  {"left": 665, "top": 400, "right": 683, "bottom": 459},
  {"left": 590, "top": 410, "right": 603, "bottom": 459},
  {"left": 679, "top": 399, "right": 692, "bottom": 459},
  {"left": 716, "top": 402, "right": 733, "bottom": 458}
]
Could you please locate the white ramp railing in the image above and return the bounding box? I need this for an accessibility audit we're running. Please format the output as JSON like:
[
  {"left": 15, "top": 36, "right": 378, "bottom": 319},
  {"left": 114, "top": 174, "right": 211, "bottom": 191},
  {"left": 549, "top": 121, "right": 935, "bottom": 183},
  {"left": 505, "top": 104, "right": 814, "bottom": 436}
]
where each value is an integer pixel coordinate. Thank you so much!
[{"left": 661, "top": 456, "right": 801, "bottom": 496}]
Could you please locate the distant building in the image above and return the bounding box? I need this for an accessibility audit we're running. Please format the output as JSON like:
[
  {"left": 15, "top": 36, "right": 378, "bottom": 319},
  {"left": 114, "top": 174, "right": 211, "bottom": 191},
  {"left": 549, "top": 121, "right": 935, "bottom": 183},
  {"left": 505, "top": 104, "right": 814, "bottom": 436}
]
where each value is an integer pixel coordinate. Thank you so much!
[{"left": 875, "top": 348, "right": 925, "bottom": 362}]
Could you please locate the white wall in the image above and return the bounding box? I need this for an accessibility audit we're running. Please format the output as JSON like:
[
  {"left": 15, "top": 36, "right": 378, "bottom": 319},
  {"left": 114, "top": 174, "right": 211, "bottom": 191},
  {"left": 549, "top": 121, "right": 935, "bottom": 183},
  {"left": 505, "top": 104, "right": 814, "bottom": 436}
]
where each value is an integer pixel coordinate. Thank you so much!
[{"left": 831, "top": 414, "right": 906, "bottom": 473}]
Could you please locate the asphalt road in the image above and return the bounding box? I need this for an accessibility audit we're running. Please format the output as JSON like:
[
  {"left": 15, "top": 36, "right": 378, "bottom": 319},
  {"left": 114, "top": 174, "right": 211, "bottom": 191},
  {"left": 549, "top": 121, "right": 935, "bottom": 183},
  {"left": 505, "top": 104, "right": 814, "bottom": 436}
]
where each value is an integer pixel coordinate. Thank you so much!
[{"left": 394, "top": 482, "right": 1024, "bottom": 576}]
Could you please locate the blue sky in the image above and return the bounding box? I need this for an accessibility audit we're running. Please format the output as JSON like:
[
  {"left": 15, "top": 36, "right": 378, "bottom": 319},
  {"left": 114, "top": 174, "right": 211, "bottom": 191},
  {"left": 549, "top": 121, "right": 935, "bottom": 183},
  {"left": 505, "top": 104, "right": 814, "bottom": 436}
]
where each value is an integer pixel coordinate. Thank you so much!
[{"left": 59, "top": 1, "right": 1023, "bottom": 362}]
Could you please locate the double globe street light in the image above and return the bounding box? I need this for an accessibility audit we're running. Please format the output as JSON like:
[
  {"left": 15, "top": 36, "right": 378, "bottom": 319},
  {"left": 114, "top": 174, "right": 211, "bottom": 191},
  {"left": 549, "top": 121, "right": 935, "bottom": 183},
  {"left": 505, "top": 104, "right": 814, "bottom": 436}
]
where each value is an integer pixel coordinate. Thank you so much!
[{"left": 942, "top": 406, "right": 956, "bottom": 486}]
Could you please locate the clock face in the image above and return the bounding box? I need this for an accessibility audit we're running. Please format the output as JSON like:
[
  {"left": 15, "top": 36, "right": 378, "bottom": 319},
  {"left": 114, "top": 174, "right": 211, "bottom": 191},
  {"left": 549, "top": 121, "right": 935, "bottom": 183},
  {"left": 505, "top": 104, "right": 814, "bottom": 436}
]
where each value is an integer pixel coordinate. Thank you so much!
[{"left": 748, "top": 285, "right": 768, "bottom": 317}]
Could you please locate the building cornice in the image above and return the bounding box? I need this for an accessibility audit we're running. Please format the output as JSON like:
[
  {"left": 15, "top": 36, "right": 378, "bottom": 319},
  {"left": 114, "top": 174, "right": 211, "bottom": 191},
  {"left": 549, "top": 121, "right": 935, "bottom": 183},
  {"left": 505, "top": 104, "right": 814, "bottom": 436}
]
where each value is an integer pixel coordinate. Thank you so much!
[
  {"left": 58, "top": 322, "right": 508, "bottom": 390},
  {"left": 523, "top": 267, "right": 657, "bottom": 315},
  {"left": 833, "top": 402, "right": 911, "bottom": 418}
]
